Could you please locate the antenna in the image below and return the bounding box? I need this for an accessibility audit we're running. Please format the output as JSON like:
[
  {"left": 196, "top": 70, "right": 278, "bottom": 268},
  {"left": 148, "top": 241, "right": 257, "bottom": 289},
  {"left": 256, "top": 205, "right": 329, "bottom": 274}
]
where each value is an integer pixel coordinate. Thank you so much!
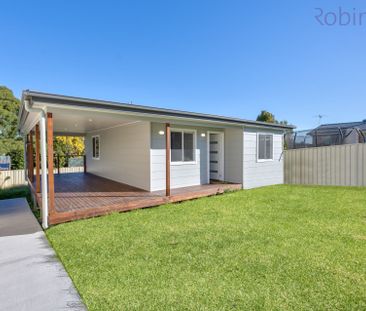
[{"left": 313, "top": 114, "right": 327, "bottom": 125}]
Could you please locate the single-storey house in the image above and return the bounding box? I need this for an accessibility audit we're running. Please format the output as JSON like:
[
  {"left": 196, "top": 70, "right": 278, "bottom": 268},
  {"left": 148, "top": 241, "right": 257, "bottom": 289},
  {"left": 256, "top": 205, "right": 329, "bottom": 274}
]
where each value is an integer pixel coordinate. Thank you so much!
[{"left": 18, "top": 90, "right": 294, "bottom": 227}]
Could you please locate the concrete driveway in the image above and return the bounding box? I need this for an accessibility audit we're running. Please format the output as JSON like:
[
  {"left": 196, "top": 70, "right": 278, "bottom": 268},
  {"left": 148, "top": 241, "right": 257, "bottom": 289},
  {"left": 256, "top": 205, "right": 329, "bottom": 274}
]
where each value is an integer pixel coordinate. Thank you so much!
[{"left": 0, "top": 198, "right": 86, "bottom": 311}]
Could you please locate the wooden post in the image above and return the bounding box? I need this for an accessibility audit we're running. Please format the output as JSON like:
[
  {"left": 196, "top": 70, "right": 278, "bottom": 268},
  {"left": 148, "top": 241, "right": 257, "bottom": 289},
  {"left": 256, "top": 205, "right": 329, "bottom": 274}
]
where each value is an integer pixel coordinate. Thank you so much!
[
  {"left": 26, "top": 135, "right": 30, "bottom": 180},
  {"left": 165, "top": 123, "right": 171, "bottom": 197},
  {"left": 35, "top": 125, "right": 41, "bottom": 193},
  {"left": 83, "top": 155, "right": 87, "bottom": 173},
  {"left": 57, "top": 155, "right": 60, "bottom": 174},
  {"left": 29, "top": 132, "right": 34, "bottom": 182},
  {"left": 47, "top": 113, "right": 55, "bottom": 216},
  {"left": 23, "top": 135, "right": 27, "bottom": 181}
]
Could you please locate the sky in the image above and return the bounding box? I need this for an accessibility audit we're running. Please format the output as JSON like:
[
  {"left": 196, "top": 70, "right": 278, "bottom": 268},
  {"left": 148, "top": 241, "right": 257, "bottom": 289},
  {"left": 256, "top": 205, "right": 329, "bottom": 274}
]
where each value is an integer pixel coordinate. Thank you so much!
[{"left": 1, "top": 0, "right": 366, "bottom": 130}]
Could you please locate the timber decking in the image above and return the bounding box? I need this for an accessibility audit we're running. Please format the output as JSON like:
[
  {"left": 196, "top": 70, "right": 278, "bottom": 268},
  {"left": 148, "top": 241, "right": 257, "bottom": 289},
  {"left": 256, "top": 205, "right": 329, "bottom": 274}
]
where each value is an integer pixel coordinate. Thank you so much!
[{"left": 33, "top": 173, "right": 241, "bottom": 225}]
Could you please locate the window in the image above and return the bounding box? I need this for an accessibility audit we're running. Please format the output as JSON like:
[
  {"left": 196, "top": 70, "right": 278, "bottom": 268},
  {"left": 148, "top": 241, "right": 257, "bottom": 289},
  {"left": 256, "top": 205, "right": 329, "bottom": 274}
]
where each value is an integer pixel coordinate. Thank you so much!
[
  {"left": 258, "top": 134, "right": 273, "bottom": 161},
  {"left": 92, "top": 136, "right": 100, "bottom": 159},
  {"left": 171, "top": 130, "right": 195, "bottom": 163}
]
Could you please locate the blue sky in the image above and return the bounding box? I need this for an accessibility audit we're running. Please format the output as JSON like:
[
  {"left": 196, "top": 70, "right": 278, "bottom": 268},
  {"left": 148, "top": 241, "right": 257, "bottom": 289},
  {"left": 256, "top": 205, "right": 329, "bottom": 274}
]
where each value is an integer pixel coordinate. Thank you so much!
[{"left": 1, "top": 0, "right": 366, "bottom": 130}]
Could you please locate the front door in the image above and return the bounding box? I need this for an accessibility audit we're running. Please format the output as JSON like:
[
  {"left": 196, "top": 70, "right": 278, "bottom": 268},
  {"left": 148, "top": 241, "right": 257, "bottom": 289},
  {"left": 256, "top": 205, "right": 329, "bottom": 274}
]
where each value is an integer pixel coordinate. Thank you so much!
[{"left": 209, "top": 133, "right": 224, "bottom": 181}]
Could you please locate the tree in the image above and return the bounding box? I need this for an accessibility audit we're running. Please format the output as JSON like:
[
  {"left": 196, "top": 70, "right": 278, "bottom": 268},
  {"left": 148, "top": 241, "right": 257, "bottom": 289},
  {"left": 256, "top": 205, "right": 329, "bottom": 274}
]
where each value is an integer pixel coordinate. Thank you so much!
[
  {"left": 53, "top": 136, "right": 85, "bottom": 167},
  {"left": 0, "top": 86, "right": 20, "bottom": 139},
  {"left": 6, "top": 146, "right": 24, "bottom": 169},
  {"left": 256, "top": 110, "right": 275, "bottom": 123},
  {"left": 256, "top": 110, "right": 289, "bottom": 125},
  {"left": 0, "top": 86, "right": 24, "bottom": 169}
]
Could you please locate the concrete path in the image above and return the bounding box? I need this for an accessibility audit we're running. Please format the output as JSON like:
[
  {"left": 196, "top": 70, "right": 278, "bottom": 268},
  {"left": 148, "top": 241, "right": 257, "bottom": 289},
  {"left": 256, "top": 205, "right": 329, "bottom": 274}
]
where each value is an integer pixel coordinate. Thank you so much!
[{"left": 0, "top": 198, "right": 86, "bottom": 311}]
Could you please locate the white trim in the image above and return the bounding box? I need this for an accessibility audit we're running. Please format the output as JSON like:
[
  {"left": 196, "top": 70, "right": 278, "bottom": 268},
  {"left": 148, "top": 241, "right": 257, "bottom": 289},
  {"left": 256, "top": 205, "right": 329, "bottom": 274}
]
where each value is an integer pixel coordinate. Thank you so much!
[
  {"left": 170, "top": 128, "right": 197, "bottom": 165},
  {"left": 92, "top": 135, "right": 100, "bottom": 160},
  {"left": 256, "top": 133, "right": 274, "bottom": 162},
  {"left": 207, "top": 131, "right": 225, "bottom": 182},
  {"left": 27, "top": 101, "right": 289, "bottom": 132}
]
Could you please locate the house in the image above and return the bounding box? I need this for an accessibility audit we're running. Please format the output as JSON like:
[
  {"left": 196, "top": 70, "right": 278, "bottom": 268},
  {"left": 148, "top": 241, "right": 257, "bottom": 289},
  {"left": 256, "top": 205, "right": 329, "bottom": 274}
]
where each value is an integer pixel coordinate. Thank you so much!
[{"left": 18, "top": 90, "right": 294, "bottom": 227}]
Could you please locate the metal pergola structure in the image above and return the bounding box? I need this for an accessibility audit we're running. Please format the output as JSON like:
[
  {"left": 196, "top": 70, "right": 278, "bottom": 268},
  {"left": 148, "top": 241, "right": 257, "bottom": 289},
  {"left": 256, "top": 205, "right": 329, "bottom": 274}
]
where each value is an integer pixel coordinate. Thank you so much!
[{"left": 285, "top": 126, "right": 366, "bottom": 150}]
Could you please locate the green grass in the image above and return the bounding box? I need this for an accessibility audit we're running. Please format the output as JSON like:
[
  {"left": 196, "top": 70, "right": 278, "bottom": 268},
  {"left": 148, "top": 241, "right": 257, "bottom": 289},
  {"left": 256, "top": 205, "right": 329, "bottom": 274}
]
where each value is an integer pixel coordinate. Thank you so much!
[{"left": 46, "top": 185, "right": 366, "bottom": 311}]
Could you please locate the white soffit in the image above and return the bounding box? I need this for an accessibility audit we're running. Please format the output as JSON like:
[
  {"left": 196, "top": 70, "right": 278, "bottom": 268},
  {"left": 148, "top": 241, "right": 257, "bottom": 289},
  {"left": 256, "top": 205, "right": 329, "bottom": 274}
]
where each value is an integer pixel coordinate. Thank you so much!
[{"left": 49, "top": 107, "right": 139, "bottom": 134}]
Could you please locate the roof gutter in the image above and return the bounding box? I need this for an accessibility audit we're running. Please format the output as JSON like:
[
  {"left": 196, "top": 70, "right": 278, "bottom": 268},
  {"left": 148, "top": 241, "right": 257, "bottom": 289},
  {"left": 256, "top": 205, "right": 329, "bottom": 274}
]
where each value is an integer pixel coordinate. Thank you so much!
[
  {"left": 25, "top": 90, "right": 295, "bottom": 130},
  {"left": 19, "top": 93, "right": 47, "bottom": 134}
]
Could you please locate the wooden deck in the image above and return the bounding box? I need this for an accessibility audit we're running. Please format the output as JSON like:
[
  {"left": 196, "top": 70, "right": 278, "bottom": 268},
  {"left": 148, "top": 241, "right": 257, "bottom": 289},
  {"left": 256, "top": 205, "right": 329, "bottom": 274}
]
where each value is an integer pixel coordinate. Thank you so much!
[{"left": 33, "top": 173, "right": 241, "bottom": 225}]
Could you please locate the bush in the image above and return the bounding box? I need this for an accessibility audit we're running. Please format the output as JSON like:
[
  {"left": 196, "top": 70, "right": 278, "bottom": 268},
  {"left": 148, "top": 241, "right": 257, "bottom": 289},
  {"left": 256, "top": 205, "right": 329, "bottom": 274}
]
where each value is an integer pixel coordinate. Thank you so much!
[
  {"left": 0, "top": 185, "right": 40, "bottom": 220},
  {"left": 6, "top": 146, "right": 24, "bottom": 169},
  {"left": 0, "top": 185, "right": 31, "bottom": 202}
]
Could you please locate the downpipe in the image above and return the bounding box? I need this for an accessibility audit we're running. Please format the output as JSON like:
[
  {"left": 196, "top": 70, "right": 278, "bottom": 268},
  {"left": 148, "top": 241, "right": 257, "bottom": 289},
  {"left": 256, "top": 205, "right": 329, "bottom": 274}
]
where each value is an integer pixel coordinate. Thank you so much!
[{"left": 23, "top": 99, "right": 49, "bottom": 229}]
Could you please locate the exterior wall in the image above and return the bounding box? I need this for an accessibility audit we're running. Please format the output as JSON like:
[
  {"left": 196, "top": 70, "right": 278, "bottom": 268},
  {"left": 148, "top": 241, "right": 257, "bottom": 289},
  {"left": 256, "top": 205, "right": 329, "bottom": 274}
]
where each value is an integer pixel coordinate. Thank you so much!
[
  {"left": 224, "top": 127, "right": 244, "bottom": 184},
  {"left": 85, "top": 120, "right": 285, "bottom": 192},
  {"left": 243, "top": 127, "right": 284, "bottom": 189},
  {"left": 85, "top": 121, "right": 151, "bottom": 191},
  {"left": 150, "top": 123, "right": 222, "bottom": 191}
]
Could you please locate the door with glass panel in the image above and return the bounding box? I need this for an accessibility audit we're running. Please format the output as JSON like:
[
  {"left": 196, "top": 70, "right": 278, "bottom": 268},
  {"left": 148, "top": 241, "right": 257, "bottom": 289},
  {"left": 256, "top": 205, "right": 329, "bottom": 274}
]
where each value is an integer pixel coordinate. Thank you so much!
[{"left": 209, "top": 133, "right": 224, "bottom": 181}]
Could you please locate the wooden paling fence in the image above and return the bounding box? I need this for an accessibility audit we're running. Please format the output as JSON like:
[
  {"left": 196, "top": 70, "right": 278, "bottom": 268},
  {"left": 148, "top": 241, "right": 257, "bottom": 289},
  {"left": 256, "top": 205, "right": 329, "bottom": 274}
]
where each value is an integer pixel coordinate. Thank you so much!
[
  {"left": 284, "top": 143, "right": 366, "bottom": 187},
  {"left": 0, "top": 167, "right": 84, "bottom": 189}
]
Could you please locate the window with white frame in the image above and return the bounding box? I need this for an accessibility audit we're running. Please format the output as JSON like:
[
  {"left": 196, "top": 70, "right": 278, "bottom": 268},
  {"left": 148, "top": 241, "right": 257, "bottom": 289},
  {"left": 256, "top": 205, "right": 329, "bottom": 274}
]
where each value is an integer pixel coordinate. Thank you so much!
[
  {"left": 92, "top": 135, "right": 100, "bottom": 159},
  {"left": 258, "top": 134, "right": 273, "bottom": 161},
  {"left": 171, "top": 130, "right": 195, "bottom": 163}
]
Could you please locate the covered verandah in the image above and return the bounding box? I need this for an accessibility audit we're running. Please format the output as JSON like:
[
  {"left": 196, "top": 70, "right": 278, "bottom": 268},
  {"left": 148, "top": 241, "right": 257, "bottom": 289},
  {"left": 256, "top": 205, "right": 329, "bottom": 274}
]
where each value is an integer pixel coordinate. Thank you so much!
[{"left": 21, "top": 93, "right": 241, "bottom": 227}]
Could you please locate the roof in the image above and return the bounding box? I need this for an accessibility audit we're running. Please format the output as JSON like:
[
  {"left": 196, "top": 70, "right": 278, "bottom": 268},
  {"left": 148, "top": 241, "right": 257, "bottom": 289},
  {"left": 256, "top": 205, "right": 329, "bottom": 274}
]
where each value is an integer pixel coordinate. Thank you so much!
[
  {"left": 314, "top": 120, "right": 366, "bottom": 130},
  {"left": 19, "top": 90, "right": 295, "bottom": 131}
]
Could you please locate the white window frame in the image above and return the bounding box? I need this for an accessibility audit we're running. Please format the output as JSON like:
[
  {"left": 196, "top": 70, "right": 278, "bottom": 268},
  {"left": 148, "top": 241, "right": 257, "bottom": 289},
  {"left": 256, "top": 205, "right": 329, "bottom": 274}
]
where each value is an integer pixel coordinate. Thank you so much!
[
  {"left": 170, "top": 129, "right": 197, "bottom": 165},
  {"left": 257, "top": 133, "right": 274, "bottom": 162},
  {"left": 92, "top": 135, "right": 100, "bottom": 160}
]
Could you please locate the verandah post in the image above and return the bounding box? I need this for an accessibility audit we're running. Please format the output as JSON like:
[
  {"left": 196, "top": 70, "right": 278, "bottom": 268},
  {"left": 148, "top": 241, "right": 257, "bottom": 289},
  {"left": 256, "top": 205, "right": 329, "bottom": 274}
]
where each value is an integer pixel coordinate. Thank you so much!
[
  {"left": 165, "top": 123, "right": 171, "bottom": 197},
  {"left": 57, "top": 155, "right": 60, "bottom": 175},
  {"left": 47, "top": 112, "right": 55, "bottom": 218},
  {"left": 26, "top": 134, "right": 29, "bottom": 180},
  {"left": 27, "top": 133, "right": 32, "bottom": 180},
  {"left": 83, "top": 154, "right": 87, "bottom": 173},
  {"left": 29, "top": 131, "right": 34, "bottom": 182},
  {"left": 23, "top": 135, "right": 27, "bottom": 181},
  {"left": 35, "top": 124, "right": 41, "bottom": 193}
]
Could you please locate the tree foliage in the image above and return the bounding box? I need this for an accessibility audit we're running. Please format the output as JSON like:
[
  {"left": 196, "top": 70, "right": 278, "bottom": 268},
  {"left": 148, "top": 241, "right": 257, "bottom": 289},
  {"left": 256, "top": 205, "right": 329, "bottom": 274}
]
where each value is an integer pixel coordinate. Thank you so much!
[
  {"left": 256, "top": 110, "right": 275, "bottom": 123},
  {"left": 0, "top": 86, "right": 24, "bottom": 169},
  {"left": 54, "top": 136, "right": 85, "bottom": 167},
  {"left": 256, "top": 110, "right": 289, "bottom": 125},
  {"left": 0, "top": 86, "right": 20, "bottom": 139},
  {"left": 54, "top": 136, "right": 84, "bottom": 156}
]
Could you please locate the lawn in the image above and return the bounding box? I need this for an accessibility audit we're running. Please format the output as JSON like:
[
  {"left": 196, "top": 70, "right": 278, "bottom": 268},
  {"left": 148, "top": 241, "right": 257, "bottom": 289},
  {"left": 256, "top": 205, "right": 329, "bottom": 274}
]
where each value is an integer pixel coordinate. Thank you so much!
[{"left": 46, "top": 185, "right": 366, "bottom": 311}]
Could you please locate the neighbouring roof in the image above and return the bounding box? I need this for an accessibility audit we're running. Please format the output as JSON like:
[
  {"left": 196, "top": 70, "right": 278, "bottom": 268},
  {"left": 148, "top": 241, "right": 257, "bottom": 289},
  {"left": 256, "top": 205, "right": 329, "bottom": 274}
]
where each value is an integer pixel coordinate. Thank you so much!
[
  {"left": 19, "top": 90, "right": 295, "bottom": 131},
  {"left": 314, "top": 120, "right": 366, "bottom": 131}
]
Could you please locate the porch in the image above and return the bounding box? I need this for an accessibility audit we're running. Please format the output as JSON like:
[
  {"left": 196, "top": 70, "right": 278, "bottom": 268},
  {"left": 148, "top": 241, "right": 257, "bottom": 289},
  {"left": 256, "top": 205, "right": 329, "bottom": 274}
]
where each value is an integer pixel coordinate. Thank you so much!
[
  {"left": 31, "top": 173, "right": 241, "bottom": 225},
  {"left": 21, "top": 91, "right": 243, "bottom": 228}
]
